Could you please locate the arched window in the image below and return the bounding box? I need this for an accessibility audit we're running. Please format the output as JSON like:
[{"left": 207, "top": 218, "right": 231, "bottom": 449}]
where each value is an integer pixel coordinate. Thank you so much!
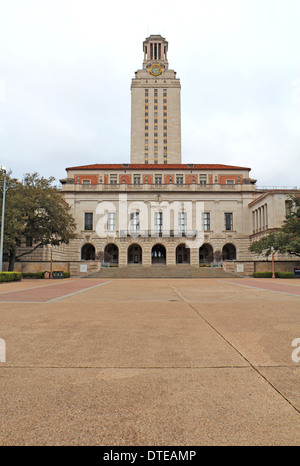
[
  {"left": 222, "top": 243, "right": 236, "bottom": 261},
  {"left": 151, "top": 244, "right": 166, "bottom": 264},
  {"left": 81, "top": 243, "right": 95, "bottom": 261},
  {"left": 176, "top": 244, "right": 190, "bottom": 264},
  {"left": 128, "top": 244, "right": 142, "bottom": 264},
  {"left": 104, "top": 244, "right": 119, "bottom": 264},
  {"left": 199, "top": 244, "right": 213, "bottom": 263}
]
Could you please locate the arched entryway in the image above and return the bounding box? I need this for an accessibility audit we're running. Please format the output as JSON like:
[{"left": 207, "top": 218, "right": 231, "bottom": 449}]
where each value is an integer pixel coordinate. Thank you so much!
[
  {"left": 176, "top": 244, "right": 190, "bottom": 264},
  {"left": 151, "top": 244, "right": 166, "bottom": 264},
  {"left": 104, "top": 243, "right": 119, "bottom": 264},
  {"left": 222, "top": 243, "right": 237, "bottom": 260},
  {"left": 199, "top": 243, "right": 213, "bottom": 263},
  {"left": 81, "top": 243, "right": 95, "bottom": 261},
  {"left": 128, "top": 244, "right": 142, "bottom": 264}
]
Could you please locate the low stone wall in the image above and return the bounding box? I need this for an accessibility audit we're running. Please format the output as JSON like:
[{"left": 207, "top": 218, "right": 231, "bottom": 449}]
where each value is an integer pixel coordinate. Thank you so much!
[
  {"left": 69, "top": 261, "right": 100, "bottom": 277},
  {"left": 223, "top": 260, "right": 300, "bottom": 276},
  {"left": 254, "top": 261, "right": 300, "bottom": 273},
  {"left": 222, "top": 261, "right": 255, "bottom": 276},
  {"left": 4, "top": 259, "right": 300, "bottom": 277},
  {"left": 2, "top": 261, "right": 70, "bottom": 273}
]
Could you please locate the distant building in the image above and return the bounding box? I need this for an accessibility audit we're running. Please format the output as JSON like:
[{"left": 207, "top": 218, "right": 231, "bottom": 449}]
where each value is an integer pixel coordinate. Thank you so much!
[{"left": 12, "top": 35, "right": 300, "bottom": 276}]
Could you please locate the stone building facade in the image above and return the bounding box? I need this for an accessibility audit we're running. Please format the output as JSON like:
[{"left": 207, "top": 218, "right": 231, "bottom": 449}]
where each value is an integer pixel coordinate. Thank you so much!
[{"left": 10, "top": 35, "right": 300, "bottom": 276}]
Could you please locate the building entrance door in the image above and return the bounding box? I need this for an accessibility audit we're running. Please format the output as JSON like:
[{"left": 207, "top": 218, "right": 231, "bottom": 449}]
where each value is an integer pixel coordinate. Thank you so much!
[
  {"left": 176, "top": 244, "right": 190, "bottom": 264},
  {"left": 151, "top": 244, "right": 166, "bottom": 264},
  {"left": 128, "top": 244, "right": 142, "bottom": 264}
]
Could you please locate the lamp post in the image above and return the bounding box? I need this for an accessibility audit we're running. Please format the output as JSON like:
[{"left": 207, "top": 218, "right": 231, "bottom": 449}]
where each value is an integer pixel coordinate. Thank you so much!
[
  {"left": 50, "top": 246, "right": 53, "bottom": 279},
  {"left": 0, "top": 166, "right": 7, "bottom": 272},
  {"left": 271, "top": 246, "right": 275, "bottom": 279}
]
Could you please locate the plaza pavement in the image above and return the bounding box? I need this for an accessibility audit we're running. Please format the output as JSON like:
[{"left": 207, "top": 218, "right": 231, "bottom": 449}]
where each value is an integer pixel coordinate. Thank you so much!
[{"left": 0, "top": 277, "right": 299, "bottom": 446}]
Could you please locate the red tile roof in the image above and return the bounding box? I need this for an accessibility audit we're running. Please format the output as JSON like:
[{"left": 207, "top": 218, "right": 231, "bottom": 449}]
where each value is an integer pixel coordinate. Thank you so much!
[{"left": 66, "top": 163, "right": 251, "bottom": 171}]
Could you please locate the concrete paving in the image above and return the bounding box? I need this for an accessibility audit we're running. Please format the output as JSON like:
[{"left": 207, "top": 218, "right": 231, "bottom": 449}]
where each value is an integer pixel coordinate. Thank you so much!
[{"left": 0, "top": 277, "right": 299, "bottom": 445}]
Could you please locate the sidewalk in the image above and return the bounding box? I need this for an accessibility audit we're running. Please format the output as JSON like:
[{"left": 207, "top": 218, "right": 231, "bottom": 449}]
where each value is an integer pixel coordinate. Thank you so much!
[{"left": 0, "top": 278, "right": 299, "bottom": 445}]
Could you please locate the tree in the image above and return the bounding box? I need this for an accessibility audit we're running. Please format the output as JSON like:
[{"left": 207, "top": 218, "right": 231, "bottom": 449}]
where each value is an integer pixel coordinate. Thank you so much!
[
  {"left": 249, "top": 195, "right": 300, "bottom": 257},
  {"left": 0, "top": 172, "right": 77, "bottom": 270}
]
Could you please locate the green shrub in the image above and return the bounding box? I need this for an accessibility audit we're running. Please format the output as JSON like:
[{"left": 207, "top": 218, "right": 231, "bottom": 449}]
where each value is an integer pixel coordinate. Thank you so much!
[
  {"left": 22, "top": 272, "right": 45, "bottom": 279},
  {"left": 0, "top": 272, "right": 22, "bottom": 282},
  {"left": 277, "top": 272, "right": 294, "bottom": 279},
  {"left": 63, "top": 271, "right": 70, "bottom": 278},
  {"left": 253, "top": 272, "right": 273, "bottom": 278},
  {"left": 253, "top": 271, "right": 294, "bottom": 278}
]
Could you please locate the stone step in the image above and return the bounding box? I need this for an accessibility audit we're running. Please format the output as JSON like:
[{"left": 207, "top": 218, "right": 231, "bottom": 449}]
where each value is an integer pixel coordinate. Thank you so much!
[{"left": 86, "top": 265, "right": 237, "bottom": 279}]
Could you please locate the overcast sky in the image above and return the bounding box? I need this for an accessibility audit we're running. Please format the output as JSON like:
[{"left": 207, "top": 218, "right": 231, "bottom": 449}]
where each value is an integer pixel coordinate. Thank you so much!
[{"left": 0, "top": 0, "right": 299, "bottom": 187}]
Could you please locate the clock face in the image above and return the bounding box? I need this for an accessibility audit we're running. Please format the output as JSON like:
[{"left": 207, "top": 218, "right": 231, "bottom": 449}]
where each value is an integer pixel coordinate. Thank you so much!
[{"left": 150, "top": 64, "right": 162, "bottom": 76}]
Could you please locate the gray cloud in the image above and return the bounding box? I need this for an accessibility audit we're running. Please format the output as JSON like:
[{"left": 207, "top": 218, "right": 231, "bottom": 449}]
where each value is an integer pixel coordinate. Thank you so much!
[{"left": 0, "top": 0, "right": 299, "bottom": 187}]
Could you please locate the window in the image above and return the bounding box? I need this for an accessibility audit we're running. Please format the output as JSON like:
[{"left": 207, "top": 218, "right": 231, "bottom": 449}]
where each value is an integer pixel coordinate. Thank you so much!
[
  {"left": 82, "top": 179, "right": 91, "bottom": 185},
  {"left": 154, "top": 212, "right": 163, "bottom": 234},
  {"left": 202, "top": 212, "right": 210, "bottom": 231},
  {"left": 176, "top": 175, "right": 183, "bottom": 184},
  {"left": 133, "top": 175, "right": 141, "bottom": 185},
  {"left": 107, "top": 212, "right": 116, "bottom": 231},
  {"left": 110, "top": 174, "right": 117, "bottom": 185},
  {"left": 226, "top": 180, "right": 234, "bottom": 185},
  {"left": 224, "top": 213, "right": 233, "bottom": 231},
  {"left": 130, "top": 212, "right": 140, "bottom": 234},
  {"left": 199, "top": 174, "right": 207, "bottom": 185},
  {"left": 155, "top": 175, "right": 162, "bottom": 185},
  {"left": 178, "top": 212, "right": 187, "bottom": 234},
  {"left": 84, "top": 212, "right": 93, "bottom": 231}
]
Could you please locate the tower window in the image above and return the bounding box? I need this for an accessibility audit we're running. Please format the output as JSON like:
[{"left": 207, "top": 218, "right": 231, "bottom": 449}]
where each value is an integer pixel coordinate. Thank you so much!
[
  {"left": 199, "top": 174, "right": 207, "bottom": 185},
  {"left": 84, "top": 212, "right": 93, "bottom": 231},
  {"left": 225, "top": 213, "right": 233, "bottom": 231},
  {"left": 133, "top": 175, "right": 141, "bottom": 185},
  {"left": 110, "top": 174, "right": 117, "bottom": 185}
]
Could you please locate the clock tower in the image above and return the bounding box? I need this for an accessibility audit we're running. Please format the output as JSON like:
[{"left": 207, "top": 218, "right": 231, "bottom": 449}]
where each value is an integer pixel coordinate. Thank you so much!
[{"left": 130, "top": 35, "right": 181, "bottom": 165}]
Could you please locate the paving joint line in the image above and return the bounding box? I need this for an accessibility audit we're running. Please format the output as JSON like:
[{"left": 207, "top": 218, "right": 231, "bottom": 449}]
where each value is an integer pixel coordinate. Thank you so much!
[
  {"left": 218, "top": 279, "right": 300, "bottom": 298},
  {"left": 0, "top": 279, "right": 76, "bottom": 295},
  {"left": 170, "top": 284, "right": 300, "bottom": 416},
  {"left": 0, "top": 280, "right": 111, "bottom": 304},
  {"left": 1, "top": 364, "right": 298, "bottom": 370},
  {"left": 46, "top": 280, "right": 111, "bottom": 302}
]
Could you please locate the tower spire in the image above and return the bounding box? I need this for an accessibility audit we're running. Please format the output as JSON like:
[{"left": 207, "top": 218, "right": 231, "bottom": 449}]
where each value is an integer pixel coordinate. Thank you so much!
[{"left": 130, "top": 35, "right": 181, "bottom": 165}]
